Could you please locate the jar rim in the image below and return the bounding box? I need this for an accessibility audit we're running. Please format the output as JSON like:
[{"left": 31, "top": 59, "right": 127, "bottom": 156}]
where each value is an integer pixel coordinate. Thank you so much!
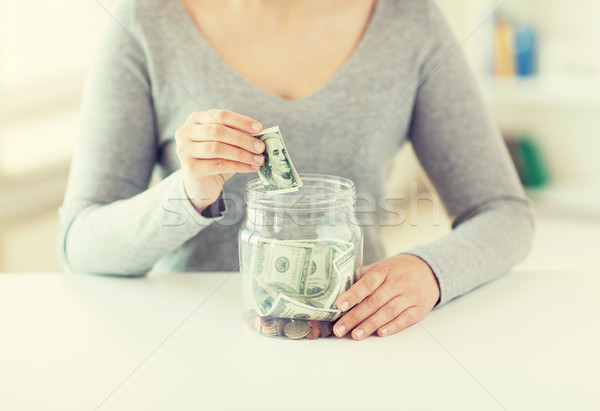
[{"left": 245, "top": 174, "right": 356, "bottom": 211}]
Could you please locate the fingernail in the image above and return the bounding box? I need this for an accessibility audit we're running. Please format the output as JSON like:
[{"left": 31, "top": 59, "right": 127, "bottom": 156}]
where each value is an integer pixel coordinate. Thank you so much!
[
  {"left": 254, "top": 141, "right": 264, "bottom": 152},
  {"left": 340, "top": 301, "right": 349, "bottom": 311},
  {"left": 334, "top": 325, "right": 345, "bottom": 337},
  {"left": 252, "top": 123, "right": 261, "bottom": 131},
  {"left": 253, "top": 155, "right": 264, "bottom": 164},
  {"left": 354, "top": 329, "right": 364, "bottom": 339},
  {"left": 250, "top": 164, "right": 260, "bottom": 170},
  {"left": 380, "top": 328, "right": 389, "bottom": 336}
]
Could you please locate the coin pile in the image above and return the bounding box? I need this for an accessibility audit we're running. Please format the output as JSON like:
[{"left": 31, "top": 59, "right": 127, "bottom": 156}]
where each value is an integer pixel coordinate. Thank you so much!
[
  {"left": 241, "top": 235, "right": 356, "bottom": 324},
  {"left": 245, "top": 310, "right": 335, "bottom": 339}
]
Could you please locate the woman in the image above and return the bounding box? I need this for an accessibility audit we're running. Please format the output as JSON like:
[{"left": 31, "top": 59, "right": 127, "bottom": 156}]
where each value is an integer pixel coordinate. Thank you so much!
[{"left": 58, "top": 0, "right": 533, "bottom": 340}]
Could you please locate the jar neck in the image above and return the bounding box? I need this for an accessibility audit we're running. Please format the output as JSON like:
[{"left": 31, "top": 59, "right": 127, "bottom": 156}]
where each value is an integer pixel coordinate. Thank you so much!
[{"left": 245, "top": 174, "right": 356, "bottom": 213}]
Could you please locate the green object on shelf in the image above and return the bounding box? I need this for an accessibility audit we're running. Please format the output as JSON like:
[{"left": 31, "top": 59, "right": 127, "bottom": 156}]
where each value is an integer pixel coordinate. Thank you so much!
[{"left": 505, "top": 135, "right": 549, "bottom": 188}]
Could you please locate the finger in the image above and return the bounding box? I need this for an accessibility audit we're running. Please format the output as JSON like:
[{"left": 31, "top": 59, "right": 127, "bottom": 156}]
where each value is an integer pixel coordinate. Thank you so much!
[
  {"left": 337, "top": 268, "right": 386, "bottom": 312},
  {"left": 186, "top": 110, "right": 262, "bottom": 134},
  {"left": 377, "top": 306, "right": 421, "bottom": 337},
  {"left": 355, "top": 263, "right": 375, "bottom": 282},
  {"left": 180, "top": 124, "right": 265, "bottom": 154},
  {"left": 189, "top": 158, "right": 260, "bottom": 176},
  {"left": 187, "top": 141, "right": 265, "bottom": 167},
  {"left": 333, "top": 286, "right": 393, "bottom": 338},
  {"left": 351, "top": 296, "right": 413, "bottom": 341}
]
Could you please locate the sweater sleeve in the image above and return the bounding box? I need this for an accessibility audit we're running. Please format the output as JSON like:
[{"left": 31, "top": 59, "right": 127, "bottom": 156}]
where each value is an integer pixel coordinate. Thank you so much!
[
  {"left": 57, "top": 0, "right": 223, "bottom": 275},
  {"left": 402, "top": 0, "right": 534, "bottom": 307}
]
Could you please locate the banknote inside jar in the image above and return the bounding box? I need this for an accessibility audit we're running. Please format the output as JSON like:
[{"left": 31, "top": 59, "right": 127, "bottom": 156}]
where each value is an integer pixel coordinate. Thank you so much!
[{"left": 242, "top": 235, "right": 356, "bottom": 339}]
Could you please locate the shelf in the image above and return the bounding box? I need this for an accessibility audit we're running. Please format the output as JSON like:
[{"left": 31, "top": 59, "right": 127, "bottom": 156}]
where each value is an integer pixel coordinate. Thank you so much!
[
  {"left": 480, "top": 75, "right": 600, "bottom": 105},
  {"left": 527, "top": 183, "right": 600, "bottom": 221}
]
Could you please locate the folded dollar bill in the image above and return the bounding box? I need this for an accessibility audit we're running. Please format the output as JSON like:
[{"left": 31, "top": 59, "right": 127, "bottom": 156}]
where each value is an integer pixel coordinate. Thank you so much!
[
  {"left": 266, "top": 293, "right": 341, "bottom": 322},
  {"left": 253, "top": 126, "right": 303, "bottom": 194},
  {"left": 245, "top": 237, "right": 356, "bottom": 321}
]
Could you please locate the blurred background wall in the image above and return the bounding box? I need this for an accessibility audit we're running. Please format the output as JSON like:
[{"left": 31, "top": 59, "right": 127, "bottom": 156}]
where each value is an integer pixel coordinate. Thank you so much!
[
  {"left": 1, "top": 0, "right": 599, "bottom": 272},
  {"left": 0, "top": 0, "right": 112, "bottom": 271}
]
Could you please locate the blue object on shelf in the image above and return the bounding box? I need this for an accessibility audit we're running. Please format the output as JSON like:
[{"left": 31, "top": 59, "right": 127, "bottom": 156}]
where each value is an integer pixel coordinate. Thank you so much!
[{"left": 514, "top": 23, "right": 536, "bottom": 77}]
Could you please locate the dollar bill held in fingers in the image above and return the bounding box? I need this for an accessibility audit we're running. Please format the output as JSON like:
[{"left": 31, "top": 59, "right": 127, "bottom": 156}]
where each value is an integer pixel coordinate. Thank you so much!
[{"left": 253, "top": 126, "right": 303, "bottom": 194}]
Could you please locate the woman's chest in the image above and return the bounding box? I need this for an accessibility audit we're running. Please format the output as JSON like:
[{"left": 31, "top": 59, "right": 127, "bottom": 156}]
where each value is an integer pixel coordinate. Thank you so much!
[
  {"left": 181, "top": 0, "right": 377, "bottom": 101},
  {"left": 150, "top": 0, "right": 422, "bottom": 175}
]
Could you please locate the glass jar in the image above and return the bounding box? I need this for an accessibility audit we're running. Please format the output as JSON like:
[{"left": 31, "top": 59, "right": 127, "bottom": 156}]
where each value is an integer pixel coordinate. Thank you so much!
[{"left": 239, "top": 174, "right": 363, "bottom": 339}]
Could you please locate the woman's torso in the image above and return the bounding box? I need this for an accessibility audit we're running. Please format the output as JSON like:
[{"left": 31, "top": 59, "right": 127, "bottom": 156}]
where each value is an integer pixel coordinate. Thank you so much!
[{"left": 134, "top": 0, "right": 430, "bottom": 272}]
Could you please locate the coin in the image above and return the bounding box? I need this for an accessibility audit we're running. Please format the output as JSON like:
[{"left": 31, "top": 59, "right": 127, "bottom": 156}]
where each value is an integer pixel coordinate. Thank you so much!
[
  {"left": 244, "top": 310, "right": 258, "bottom": 323},
  {"left": 307, "top": 320, "right": 320, "bottom": 330},
  {"left": 319, "top": 322, "right": 335, "bottom": 338},
  {"left": 306, "top": 320, "right": 320, "bottom": 339},
  {"left": 261, "top": 318, "right": 281, "bottom": 337},
  {"left": 276, "top": 319, "right": 286, "bottom": 336},
  {"left": 245, "top": 310, "right": 261, "bottom": 333},
  {"left": 306, "top": 327, "right": 320, "bottom": 339},
  {"left": 283, "top": 320, "right": 310, "bottom": 339},
  {"left": 250, "top": 317, "right": 262, "bottom": 333}
]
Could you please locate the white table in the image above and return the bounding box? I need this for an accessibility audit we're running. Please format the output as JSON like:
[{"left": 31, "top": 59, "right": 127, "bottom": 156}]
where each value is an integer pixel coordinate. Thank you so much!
[{"left": 1, "top": 270, "right": 598, "bottom": 411}]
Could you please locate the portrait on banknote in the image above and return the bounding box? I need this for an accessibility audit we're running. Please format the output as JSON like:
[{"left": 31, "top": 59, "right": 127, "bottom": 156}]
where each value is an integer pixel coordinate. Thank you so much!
[{"left": 254, "top": 126, "right": 303, "bottom": 193}]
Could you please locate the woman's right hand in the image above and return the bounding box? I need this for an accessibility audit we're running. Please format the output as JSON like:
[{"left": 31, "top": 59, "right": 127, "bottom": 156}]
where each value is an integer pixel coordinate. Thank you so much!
[{"left": 175, "top": 110, "right": 265, "bottom": 213}]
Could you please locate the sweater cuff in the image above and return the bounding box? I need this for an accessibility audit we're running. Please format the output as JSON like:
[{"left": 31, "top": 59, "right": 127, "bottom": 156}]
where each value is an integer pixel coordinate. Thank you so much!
[{"left": 200, "top": 190, "right": 227, "bottom": 219}]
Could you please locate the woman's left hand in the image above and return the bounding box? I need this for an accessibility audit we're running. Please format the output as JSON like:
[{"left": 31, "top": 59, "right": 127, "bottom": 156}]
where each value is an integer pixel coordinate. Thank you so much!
[{"left": 333, "top": 254, "right": 440, "bottom": 340}]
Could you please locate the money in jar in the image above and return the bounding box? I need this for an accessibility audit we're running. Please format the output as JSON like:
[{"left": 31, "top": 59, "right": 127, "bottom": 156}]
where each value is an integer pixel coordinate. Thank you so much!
[{"left": 239, "top": 174, "right": 363, "bottom": 339}]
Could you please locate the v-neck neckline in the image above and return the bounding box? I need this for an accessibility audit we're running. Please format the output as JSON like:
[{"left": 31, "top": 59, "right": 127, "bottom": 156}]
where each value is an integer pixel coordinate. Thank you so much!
[{"left": 174, "top": 0, "right": 384, "bottom": 104}]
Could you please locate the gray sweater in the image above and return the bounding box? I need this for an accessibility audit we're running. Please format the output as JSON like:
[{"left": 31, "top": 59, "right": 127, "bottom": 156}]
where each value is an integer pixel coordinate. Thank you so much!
[{"left": 58, "top": 0, "right": 534, "bottom": 307}]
